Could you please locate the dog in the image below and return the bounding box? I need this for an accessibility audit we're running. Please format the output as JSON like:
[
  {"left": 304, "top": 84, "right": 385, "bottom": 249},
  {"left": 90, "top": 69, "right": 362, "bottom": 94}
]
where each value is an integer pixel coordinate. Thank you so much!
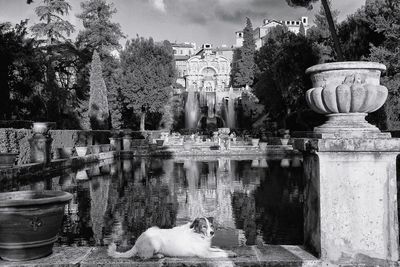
[{"left": 107, "top": 217, "right": 235, "bottom": 259}]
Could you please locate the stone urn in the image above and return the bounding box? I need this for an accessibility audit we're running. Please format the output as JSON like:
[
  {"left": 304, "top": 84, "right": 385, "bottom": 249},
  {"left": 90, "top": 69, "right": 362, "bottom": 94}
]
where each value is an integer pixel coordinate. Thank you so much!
[
  {"left": 251, "top": 138, "right": 260, "bottom": 147},
  {"left": 155, "top": 139, "right": 164, "bottom": 146},
  {"left": 0, "top": 153, "right": 18, "bottom": 168},
  {"left": 31, "top": 122, "right": 54, "bottom": 135},
  {"left": 259, "top": 159, "right": 269, "bottom": 168},
  {"left": 75, "top": 146, "right": 88, "bottom": 157},
  {"left": 0, "top": 190, "right": 72, "bottom": 261},
  {"left": 280, "top": 138, "right": 289, "bottom": 146},
  {"left": 305, "top": 62, "right": 388, "bottom": 135},
  {"left": 251, "top": 159, "right": 259, "bottom": 168},
  {"left": 183, "top": 142, "right": 192, "bottom": 151},
  {"left": 90, "top": 145, "right": 101, "bottom": 155},
  {"left": 76, "top": 169, "right": 89, "bottom": 180},
  {"left": 259, "top": 142, "right": 268, "bottom": 151}
]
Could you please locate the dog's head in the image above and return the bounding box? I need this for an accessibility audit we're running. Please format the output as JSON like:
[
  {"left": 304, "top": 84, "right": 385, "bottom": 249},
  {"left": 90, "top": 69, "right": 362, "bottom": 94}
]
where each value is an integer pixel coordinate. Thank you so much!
[{"left": 190, "top": 217, "right": 215, "bottom": 238}]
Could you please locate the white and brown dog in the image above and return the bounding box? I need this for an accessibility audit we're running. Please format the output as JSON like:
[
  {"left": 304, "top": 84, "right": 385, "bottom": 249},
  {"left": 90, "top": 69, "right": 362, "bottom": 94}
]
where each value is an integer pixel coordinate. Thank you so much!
[{"left": 108, "top": 217, "right": 234, "bottom": 259}]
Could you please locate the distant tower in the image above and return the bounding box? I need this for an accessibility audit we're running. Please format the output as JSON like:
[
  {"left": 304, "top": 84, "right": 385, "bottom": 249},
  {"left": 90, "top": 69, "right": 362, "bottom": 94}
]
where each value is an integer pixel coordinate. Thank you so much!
[{"left": 235, "top": 31, "right": 243, "bottom": 47}]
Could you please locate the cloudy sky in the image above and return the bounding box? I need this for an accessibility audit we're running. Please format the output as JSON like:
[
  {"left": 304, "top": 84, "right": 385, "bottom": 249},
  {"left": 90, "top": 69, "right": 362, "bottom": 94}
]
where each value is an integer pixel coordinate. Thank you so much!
[{"left": 0, "top": 0, "right": 366, "bottom": 48}]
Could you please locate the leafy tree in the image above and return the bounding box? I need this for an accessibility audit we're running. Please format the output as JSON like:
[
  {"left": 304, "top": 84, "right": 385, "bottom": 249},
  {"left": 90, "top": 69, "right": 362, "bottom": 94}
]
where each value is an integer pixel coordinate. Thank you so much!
[
  {"left": 231, "top": 17, "right": 256, "bottom": 87},
  {"left": 338, "top": 7, "right": 384, "bottom": 61},
  {"left": 363, "top": 0, "right": 400, "bottom": 130},
  {"left": 286, "top": 0, "right": 344, "bottom": 60},
  {"left": 31, "top": 0, "right": 77, "bottom": 126},
  {"left": 120, "top": 38, "right": 176, "bottom": 131},
  {"left": 306, "top": 0, "right": 339, "bottom": 62},
  {"left": 0, "top": 21, "right": 45, "bottom": 120},
  {"left": 254, "top": 30, "right": 320, "bottom": 129},
  {"left": 89, "top": 51, "right": 110, "bottom": 129}
]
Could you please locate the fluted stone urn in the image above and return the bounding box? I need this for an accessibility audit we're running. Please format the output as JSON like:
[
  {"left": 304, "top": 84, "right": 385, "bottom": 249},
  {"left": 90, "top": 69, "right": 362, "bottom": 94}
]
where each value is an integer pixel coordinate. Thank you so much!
[{"left": 305, "top": 62, "right": 388, "bottom": 136}]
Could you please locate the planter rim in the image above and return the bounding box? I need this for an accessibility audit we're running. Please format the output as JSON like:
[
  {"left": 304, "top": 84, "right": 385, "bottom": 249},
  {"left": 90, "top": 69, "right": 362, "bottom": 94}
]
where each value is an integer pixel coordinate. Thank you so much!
[
  {"left": 0, "top": 190, "right": 72, "bottom": 207},
  {"left": 306, "top": 61, "right": 386, "bottom": 75}
]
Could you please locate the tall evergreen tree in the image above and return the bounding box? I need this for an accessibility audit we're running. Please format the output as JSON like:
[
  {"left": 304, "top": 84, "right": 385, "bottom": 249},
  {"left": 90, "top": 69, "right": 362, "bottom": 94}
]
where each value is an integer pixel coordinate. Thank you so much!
[
  {"left": 120, "top": 38, "right": 176, "bottom": 131},
  {"left": 76, "top": 0, "right": 125, "bottom": 129},
  {"left": 299, "top": 22, "right": 306, "bottom": 36},
  {"left": 76, "top": 0, "right": 124, "bottom": 57},
  {"left": 231, "top": 17, "right": 256, "bottom": 87},
  {"left": 31, "top": 0, "right": 74, "bottom": 44},
  {"left": 89, "top": 51, "right": 110, "bottom": 129}
]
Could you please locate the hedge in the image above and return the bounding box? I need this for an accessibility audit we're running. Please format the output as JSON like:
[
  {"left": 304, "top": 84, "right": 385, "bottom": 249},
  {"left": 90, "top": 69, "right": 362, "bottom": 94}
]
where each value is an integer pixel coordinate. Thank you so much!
[{"left": 0, "top": 129, "right": 111, "bottom": 165}]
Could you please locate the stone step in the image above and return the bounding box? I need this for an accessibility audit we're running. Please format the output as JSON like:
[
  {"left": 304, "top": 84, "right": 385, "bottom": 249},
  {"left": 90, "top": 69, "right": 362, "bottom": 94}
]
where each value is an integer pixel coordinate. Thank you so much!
[{"left": 0, "top": 245, "right": 320, "bottom": 267}]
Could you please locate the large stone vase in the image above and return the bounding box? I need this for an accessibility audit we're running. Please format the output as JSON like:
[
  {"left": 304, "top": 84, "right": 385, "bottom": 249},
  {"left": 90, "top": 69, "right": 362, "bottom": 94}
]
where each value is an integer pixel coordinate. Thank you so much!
[
  {"left": 0, "top": 190, "right": 72, "bottom": 261},
  {"left": 305, "top": 61, "right": 388, "bottom": 135}
]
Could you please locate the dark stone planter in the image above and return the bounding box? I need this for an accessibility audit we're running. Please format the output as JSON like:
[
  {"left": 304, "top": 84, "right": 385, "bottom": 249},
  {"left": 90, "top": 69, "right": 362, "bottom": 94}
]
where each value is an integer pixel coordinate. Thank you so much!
[
  {"left": 0, "top": 190, "right": 72, "bottom": 261},
  {"left": 89, "top": 145, "right": 101, "bottom": 155},
  {"left": 57, "top": 147, "right": 74, "bottom": 159},
  {"left": 0, "top": 153, "right": 18, "bottom": 168},
  {"left": 155, "top": 139, "right": 164, "bottom": 146}
]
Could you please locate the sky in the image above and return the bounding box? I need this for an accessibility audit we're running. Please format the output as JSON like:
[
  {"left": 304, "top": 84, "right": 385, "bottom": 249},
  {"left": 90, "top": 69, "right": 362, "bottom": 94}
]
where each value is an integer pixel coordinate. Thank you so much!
[{"left": 0, "top": 0, "right": 366, "bottom": 48}]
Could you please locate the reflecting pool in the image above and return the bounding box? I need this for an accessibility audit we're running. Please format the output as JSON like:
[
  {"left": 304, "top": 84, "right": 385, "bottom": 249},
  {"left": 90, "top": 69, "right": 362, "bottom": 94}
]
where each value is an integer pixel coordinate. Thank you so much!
[{"left": 0, "top": 156, "right": 304, "bottom": 249}]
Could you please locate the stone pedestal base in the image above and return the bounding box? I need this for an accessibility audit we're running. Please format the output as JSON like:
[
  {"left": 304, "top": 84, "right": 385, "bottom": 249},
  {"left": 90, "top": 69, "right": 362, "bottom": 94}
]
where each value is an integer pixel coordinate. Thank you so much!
[
  {"left": 109, "top": 137, "right": 121, "bottom": 151},
  {"left": 28, "top": 134, "right": 52, "bottom": 164},
  {"left": 122, "top": 136, "right": 132, "bottom": 151},
  {"left": 314, "top": 113, "right": 385, "bottom": 136},
  {"left": 295, "top": 138, "right": 400, "bottom": 265}
]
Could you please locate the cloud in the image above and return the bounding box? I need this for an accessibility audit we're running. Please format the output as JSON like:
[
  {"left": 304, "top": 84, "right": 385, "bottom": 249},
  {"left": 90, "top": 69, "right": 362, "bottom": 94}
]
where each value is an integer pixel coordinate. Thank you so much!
[
  {"left": 215, "top": 8, "right": 267, "bottom": 23},
  {"left": 149, "top": 0, "right": 166, "bottom": 13},
  {"left": 161, "top": 0, "right": 268, "bottom": 25}
]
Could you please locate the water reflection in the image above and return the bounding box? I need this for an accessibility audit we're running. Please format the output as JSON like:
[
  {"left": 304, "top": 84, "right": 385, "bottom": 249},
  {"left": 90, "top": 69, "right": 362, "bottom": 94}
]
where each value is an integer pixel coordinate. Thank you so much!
[{"left": 0, "top": 157, "right": 304, "bottom": 248}]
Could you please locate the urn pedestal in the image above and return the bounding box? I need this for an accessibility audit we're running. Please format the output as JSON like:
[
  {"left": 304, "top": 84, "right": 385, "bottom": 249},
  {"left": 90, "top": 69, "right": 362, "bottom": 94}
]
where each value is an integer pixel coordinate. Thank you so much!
[{"left": 295, "top": 61, "right": 400, "bottom": 266}]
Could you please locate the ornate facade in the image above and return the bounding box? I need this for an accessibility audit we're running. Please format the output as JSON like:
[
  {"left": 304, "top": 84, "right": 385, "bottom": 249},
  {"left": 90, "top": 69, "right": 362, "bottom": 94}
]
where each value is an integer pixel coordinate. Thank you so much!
[
  {"left": 185, "top": 49, "right": 230, "bottom": 92},
  {"left": 175, "top": 44, "right": 232, "bottom": 92}
]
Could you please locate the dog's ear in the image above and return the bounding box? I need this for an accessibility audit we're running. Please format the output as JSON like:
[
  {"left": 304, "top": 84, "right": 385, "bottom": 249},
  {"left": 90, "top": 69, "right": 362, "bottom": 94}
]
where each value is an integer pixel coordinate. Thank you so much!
[
  {"left": 207, "top": 217, "right": 214, "bottom": 225},
  {"left": 190, "top": 218, "right": 200, "bottom": 229}
]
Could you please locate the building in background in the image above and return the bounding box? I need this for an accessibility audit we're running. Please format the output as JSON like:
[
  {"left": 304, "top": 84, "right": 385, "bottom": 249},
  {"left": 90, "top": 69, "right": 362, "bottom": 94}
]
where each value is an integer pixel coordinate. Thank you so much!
[
  {"left": 236, "top": 16, "right": 310, "bottom": 49},
  {"left": 173, "top": 43, "right": 234, "bottom": 90}
]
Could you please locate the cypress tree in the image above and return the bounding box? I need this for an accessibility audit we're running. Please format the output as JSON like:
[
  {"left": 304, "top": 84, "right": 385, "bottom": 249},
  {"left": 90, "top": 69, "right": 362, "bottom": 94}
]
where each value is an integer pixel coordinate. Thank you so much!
[
  {"left": 232, "top": 17, "right": 256, "bottom": 88},
  {"left": 299, "top": 22, "right": 306, "bottom": 36},
  {"left": 89, "top": 51, "right": 110, "bottom": 129}
]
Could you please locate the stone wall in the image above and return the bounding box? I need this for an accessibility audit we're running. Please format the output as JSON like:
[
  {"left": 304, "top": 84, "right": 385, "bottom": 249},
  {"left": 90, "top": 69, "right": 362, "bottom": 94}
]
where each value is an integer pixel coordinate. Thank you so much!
[{"left": 0, "top": 129, "right": 111, "bottom": 165}]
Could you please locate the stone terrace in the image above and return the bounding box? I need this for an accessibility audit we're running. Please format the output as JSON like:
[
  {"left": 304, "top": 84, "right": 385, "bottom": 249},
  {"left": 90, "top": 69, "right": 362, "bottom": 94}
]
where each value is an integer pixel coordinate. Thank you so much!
[{"left": 0, "top": 245, "right": 320, "bottom": 267}]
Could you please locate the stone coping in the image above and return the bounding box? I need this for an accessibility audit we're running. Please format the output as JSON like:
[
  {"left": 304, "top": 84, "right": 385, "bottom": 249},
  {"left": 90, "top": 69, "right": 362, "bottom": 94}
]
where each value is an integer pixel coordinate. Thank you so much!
[
  {"left": 120, "top": 145, "right": 296, "bottom": 158},
  {"left": 0, "top": 151, "right": 119, "bottom": 182},
  {"left": 293, "top": 137, "right": 400, "bottom": 153},
  {"left": 0, "top": 245, "right": 320, "bottom": 267}
]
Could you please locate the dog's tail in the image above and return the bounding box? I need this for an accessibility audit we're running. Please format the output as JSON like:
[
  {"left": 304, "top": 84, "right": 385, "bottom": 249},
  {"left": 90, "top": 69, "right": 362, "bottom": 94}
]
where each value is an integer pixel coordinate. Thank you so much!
[{"left": 107, "top": 242, "right": 138, "bottom": 258}]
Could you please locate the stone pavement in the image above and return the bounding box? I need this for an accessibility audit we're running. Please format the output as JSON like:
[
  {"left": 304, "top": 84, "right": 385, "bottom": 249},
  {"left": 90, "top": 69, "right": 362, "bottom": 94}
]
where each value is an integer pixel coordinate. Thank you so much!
[{"left": 0, "top": 245, "right": 319, "bottom": 267}]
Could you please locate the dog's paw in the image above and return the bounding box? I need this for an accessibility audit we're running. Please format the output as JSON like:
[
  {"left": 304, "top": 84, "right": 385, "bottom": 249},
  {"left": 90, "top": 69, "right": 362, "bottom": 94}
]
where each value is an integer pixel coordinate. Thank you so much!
[{"left": 107, "top": 242, "right": 117, "bottom": 256}]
